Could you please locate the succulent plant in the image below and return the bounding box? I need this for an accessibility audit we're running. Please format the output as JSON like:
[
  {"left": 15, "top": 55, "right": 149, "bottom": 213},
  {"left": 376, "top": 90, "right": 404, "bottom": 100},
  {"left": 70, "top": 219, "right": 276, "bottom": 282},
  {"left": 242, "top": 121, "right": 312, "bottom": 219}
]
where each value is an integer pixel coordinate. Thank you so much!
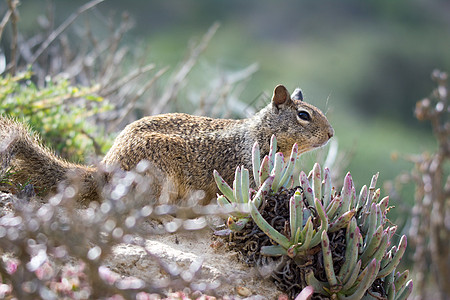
[
  {"left": 213, "top": 135, "right": 298, "bottom": 231},
  {"left": 214, "top": 137, "right": 413, "bottom": 299},
  {"left": 249, "top": 188, "right": 327, "bottom": 259}
]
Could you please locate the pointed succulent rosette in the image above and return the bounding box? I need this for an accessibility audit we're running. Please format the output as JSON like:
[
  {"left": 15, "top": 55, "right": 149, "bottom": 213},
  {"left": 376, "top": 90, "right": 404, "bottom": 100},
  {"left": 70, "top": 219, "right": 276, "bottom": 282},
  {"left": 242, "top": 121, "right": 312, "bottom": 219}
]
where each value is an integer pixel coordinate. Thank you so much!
[{"left": 214, "top": 138, "right": 412, "bottom": 299}]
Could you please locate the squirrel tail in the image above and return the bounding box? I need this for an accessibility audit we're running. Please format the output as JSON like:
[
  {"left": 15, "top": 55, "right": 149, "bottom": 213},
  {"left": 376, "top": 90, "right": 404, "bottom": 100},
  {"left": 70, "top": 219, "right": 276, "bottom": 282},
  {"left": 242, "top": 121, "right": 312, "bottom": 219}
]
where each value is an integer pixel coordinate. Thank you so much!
[{"left": 0, "top": 116, "right": 100, "bottom": 202}]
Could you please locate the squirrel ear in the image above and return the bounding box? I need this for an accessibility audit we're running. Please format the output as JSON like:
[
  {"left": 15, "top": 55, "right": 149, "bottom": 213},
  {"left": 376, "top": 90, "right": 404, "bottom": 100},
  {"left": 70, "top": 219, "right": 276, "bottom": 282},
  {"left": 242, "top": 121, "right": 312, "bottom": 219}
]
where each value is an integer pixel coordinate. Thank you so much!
[
  {"left": 291, "top": 88, "right": 303, "bottom": 101},
  {"left": 272, "top": 84, "right": 292, "bottom": 107}
]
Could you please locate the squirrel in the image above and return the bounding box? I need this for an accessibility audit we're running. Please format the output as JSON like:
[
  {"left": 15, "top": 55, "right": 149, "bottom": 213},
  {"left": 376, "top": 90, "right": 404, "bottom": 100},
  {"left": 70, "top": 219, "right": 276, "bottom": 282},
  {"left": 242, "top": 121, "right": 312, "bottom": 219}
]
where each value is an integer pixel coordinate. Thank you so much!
[{"left": 0, "top": 84, "right": 334, "bottom": 205}]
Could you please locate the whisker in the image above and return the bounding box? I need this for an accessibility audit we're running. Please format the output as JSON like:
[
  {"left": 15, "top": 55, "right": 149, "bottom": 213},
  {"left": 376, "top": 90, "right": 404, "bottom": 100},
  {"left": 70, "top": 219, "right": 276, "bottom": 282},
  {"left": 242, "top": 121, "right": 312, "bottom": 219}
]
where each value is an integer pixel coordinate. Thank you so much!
[{"left": 325, "top": 91, "right": 332, "bottom": 115}]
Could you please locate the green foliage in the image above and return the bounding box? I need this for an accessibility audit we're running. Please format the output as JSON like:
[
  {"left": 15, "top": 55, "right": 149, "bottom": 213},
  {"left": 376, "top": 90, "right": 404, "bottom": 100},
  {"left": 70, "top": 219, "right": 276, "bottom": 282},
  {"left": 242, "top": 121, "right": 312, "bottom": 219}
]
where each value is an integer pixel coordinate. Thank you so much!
[{"left": 0, "top": 70, "right": 113, "bottom": 162}]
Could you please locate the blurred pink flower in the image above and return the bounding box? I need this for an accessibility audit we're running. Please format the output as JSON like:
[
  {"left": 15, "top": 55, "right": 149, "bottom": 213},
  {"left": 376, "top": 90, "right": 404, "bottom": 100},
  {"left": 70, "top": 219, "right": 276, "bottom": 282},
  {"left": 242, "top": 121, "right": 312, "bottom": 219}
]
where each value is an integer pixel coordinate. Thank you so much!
[
  {"left": 5, "top": 258, "right": 18, "bottom": 274},
  {"left": 35, "top": 261, "right": 54, "bottom": 280}
]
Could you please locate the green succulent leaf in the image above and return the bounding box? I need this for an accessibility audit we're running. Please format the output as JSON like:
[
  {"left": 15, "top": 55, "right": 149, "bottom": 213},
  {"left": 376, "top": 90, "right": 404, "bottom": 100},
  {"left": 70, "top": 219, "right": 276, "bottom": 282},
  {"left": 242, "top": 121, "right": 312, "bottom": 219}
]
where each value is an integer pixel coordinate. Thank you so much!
[
  {"left": 350, "top": 187, "right": 357, "bottom": 212},
  {"left": 305, "top": 271, "right": 329, "bottom": 296},
  {"left": 217, "top": 194, "right": 231, "bottom": 207},
  {"left": 312, "top": 163, "right": 322, "bottom": 201},
  {"left": 322, "top": 167, "right": 332, "bottom": 208},
  {"left": 294, "top": 227, "right": 302, "bottom": 245},
  {"left": 321, "top": 231, "right": 338, "bottom": 288},
  {"left": 271, "top": 152, "right": 285, "bottom": 192},
  {"left": 378, "top": 196, "right": 389, "bottom": 214},
  {"left": 296, "top": 217, "right": 314, "bottom": 252},
  {"left": 372, "top": 188, "right": 381, "bottom": 203},
  {"left": 338, "top": 218, "right": 360, "bottom": 283},
  {"left": 309, "top": 198, "right": 329, "bottom": 248},
  {"left": 381, "top": 247, "right": 395, "bottom": 270},
  {"left": 268, "top": 135, "right": 277, "bottom": 171},
  {"left": 227, "top": 217, "right": 249, "bottom": 231},
  {"left": 367, "top": 172, "right": 379, "bottom": 206},
  {"left": 249, "top": 201, "right": 290, "bottom": 249},
  {"left": 360, "top": 225, "right": 384, "bottom": 266},
  {"left": 252, "top": 175, "right": 275, "bottom": 209},
  {"left": 217, "top": 195, "right": 248, "bottom": 218},
  {"left": 214, "top": 170, "right": 235, "bottom": 203},
  {"left": 259, "top": 155, "right": 270, "bottom": 186},
  {"left": 340, "top": 172, "right": 353, "bottom": 213},
  {"left": 289, "top": 189, "right": 304, "bottom": 239},
  {"left": 241, "top": 167, "right": 250, "bottom": 203},
  {"left": 362, "top": 202, "right": 377, "bottom": 239},
  {"left": 299, "top": 171, "right": 314, "bottom": 207},
  {"left": 260, "top": 245, "right": 287, "bottom": 256},
  {"left": 383, "top": 266, "right": 395, "bottom": 292},
  {"left": 341, "top": 259, "right": 361, "bottom": 291},
  {"left": 387, "top": 282, "right": 396, "bottom": 300},
  {"left": 326, "top": 195, "right": 342, "bottom": 220},
  {"left": 233, "top": 166, "right": 243, "bottom": 203},
  {"left": 377, "top": 235, "right": 407, "bottom": 279},
  {"left": 340, "top": 259, "right": 379, "bottom": 300},
  {"left": 328, "top": 209, "right": 356, "bottom": 233},
  {"left": 252, "top": 141, "right": 261, "bottom": 187},
  {"left": 371, "top": 231, "right": 391, "bottom": 264},
  {"left": 374, "top": 202, "right": 383, "bottom": 229},
  {"left": 356, "top": 185, "right": 367, "bottom": 213},
  {"left": 394, "top": 270, "right": 410, "bottom": 292},
  {"left": 279, "top": 143, "right": 298, "bottom": 190},
  {"left": 395, "top": 280, "right": 413, "bottom": 300}
]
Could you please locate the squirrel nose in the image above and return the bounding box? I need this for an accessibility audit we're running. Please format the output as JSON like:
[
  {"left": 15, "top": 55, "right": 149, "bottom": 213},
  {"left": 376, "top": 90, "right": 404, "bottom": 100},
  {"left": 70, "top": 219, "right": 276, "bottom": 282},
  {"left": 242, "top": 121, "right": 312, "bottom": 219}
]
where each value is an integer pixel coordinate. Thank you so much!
[{"left": 327, "top": 127, "right": 334, "bottom": 139}]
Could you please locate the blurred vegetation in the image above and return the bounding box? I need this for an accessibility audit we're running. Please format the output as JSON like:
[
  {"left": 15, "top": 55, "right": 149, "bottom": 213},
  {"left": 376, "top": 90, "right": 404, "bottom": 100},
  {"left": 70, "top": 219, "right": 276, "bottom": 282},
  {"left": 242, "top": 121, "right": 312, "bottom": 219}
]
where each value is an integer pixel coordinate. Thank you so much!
[
  {"left": 0, "top": 71, "right": 113, "bottom": 161},
  {"left": 387, "top": 70, "right": 449, "bottom": 300}
]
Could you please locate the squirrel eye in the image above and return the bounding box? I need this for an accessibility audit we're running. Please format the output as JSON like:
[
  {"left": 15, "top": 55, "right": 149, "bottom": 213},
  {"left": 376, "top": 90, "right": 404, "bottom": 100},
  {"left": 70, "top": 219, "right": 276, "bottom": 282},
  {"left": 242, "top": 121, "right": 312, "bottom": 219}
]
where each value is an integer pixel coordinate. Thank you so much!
[{"left": 298, "top": 111, "right": 311, "bottom": 121}]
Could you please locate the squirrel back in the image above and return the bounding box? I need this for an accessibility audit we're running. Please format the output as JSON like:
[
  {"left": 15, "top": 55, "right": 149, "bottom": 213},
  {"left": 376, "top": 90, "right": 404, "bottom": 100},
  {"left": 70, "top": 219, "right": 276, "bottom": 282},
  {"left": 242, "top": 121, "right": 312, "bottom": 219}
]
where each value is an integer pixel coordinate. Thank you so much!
[{"left": 0, "top": 84, "right": 333, "bottom": 205}]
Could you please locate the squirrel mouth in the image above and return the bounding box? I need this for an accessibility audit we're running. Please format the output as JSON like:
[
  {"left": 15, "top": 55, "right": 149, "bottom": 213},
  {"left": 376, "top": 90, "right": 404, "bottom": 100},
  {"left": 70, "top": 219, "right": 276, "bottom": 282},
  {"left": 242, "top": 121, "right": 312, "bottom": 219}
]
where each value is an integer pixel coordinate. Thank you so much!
[
  {"left": 296, "top": 138, "right": 332, "bottom": 154},
  {"left": 312, "top": 139, "right": 331, "bottom": 149}
]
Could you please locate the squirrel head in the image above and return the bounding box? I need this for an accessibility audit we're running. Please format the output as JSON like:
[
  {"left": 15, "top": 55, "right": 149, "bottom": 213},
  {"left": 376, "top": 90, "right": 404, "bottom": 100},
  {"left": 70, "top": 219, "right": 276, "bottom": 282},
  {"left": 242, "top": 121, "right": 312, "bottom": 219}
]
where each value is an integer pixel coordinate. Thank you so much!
[{"left": 260, "top": 84, "right": 334, "bottom": 155}]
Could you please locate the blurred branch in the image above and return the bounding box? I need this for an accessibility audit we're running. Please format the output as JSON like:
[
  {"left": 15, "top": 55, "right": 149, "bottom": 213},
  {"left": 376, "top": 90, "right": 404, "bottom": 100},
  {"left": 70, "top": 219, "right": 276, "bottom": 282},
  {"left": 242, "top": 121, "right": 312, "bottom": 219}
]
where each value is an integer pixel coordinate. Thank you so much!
[
  {"left": 204, "top": 63, "right": 259, "bottom": 118},
  {"left": 3, "top": 0, "right": 19, "bottom": 75},
  {"left": 29, "top": 0, "right": 105, "bottom": 65},
  {"left": 404, "top": 70, "right": 449, "bottom": 300},
  {"left": 99, "top": 12, "right": 133, "bottom": 84},
  {"left": 101, "top": 63, "right": 156, "bottom": 97},
  {"left": 112, "top": 65, "right": 169, "bottom": 128},
  {"left": 0, "top": 1, "right": 14, "bottom": 40},
  {"left": 152, "top": 22, "right": 220, "bottom": 115}
]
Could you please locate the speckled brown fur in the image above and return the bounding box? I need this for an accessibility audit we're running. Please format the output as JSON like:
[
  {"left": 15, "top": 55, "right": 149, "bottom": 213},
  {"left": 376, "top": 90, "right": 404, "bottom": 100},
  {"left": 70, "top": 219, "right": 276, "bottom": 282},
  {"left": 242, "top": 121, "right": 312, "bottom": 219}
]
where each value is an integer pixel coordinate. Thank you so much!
[
  {"left": 0, "top": 85, "right": 333, "bottom": 205},
  {"left": 0, "top": 116, "right": 100, "bottom": 204}
]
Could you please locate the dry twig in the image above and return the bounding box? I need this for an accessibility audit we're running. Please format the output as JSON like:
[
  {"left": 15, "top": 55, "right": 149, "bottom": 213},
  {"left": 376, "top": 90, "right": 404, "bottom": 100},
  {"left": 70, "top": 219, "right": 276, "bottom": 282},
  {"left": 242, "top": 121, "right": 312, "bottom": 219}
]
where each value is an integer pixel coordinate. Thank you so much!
[
  {"left": 404, "top": 70, "right": 449, "bottom": 300},
  {"left": 29, "top": 0, "right": 105, "bottom": 64},
  {"left": 152, "top": 22, "right": 220, "bottom": 115}
]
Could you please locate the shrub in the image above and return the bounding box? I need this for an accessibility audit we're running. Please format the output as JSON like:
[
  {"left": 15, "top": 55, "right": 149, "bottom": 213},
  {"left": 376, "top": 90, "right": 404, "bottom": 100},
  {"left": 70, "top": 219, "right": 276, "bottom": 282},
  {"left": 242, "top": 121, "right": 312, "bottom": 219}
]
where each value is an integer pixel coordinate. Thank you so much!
[{"left": 0, "top": 70, "right": 112, "bottom": 162}]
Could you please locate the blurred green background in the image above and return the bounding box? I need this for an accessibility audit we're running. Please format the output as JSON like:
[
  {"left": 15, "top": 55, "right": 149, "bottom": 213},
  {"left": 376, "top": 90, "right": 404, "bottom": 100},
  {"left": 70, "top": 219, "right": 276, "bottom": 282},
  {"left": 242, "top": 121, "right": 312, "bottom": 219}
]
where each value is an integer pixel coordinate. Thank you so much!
[{"left": 15, "top": 0, "right": 450, "bottom": 192}]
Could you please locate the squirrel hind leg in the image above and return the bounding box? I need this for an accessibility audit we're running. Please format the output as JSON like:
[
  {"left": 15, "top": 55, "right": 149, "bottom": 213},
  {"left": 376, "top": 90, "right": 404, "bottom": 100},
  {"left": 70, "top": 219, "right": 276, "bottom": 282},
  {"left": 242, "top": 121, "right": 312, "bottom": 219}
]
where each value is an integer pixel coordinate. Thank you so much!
[
  {"left": 157, "top": 178, "right": 215, "bottom": 207},
  {"left": 158, "top": 177, "right": 176, "bottom": 205}
]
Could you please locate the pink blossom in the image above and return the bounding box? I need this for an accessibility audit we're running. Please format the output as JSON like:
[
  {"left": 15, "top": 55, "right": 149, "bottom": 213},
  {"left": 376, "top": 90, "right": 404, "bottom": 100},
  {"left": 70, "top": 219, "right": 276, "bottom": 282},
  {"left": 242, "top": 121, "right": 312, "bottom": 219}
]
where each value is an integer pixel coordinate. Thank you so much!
[
  {"left": 35, "top": 261, "right": 54, "bottom": 280},
  {"left": 5, "top": 258, "right": 18, "bottom": 274},
  {"left": 98, "top": 266, "right": 120, "bottom": 285}
]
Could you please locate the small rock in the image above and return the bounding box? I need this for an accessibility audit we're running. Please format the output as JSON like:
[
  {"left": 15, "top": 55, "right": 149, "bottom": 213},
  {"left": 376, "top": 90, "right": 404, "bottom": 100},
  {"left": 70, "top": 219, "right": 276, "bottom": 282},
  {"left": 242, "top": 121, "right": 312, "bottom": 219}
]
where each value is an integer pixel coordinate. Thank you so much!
[
  {"left": 236, "top": 286, "right": 252, "bottom": 297},
  {"left": 209, "top": 240, "right": 223, "bottom": 249}
]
